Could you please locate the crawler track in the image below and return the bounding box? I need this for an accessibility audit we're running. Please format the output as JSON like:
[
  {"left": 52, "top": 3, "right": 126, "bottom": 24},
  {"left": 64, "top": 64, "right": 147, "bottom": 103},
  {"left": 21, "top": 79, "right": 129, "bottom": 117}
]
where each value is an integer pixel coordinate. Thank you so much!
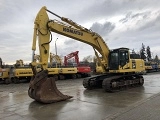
[{"left": 83, "top": 74, "right": 144, "bottom": 92}]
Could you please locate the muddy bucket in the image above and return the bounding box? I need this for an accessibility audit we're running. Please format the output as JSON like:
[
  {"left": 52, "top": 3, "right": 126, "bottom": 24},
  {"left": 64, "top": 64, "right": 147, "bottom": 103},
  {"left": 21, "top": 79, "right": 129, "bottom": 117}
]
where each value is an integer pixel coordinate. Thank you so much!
[{"left": 28, "top": 70, "right": 72, "bottom": 103}]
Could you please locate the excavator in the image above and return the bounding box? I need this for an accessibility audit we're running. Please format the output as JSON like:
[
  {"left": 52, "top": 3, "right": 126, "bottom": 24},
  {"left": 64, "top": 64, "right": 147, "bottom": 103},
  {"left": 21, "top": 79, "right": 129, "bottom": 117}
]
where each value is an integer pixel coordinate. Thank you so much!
[
  {"left": 11, "top": 59, "right": 33, "bottom": 83},
  {"left": 34, "top": 53, "right": 77, "bottom": 80},
  {"left": 50, "top": 52, "right": 62, "bottom": 67},
  {"left": 64, "top": 51, "right": 79, "bottom": 66},
  {"left": 0, "top": 58, "right": 10, "bottom": 84},
  {"left": 28, "top": 6, "right": 145, "bottom": 103},
  {"left": 64, "top": 51, "right": 91, "bottom": 78},
  {"left": 50, "top": 52, "right": 77, "bottom": 80},
  {"left": 14, "top": 59, "right": 24, "bottom": 67},
  {"left": 33, "top": 53, "right": 60, "bottom": 80}
]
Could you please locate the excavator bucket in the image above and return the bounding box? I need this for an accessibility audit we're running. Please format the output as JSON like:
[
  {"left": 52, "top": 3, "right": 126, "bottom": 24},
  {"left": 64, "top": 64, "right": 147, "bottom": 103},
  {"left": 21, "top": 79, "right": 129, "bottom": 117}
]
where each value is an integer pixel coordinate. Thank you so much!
[{"left": 28, "top": 70, "right": 72, "bottom": 103}]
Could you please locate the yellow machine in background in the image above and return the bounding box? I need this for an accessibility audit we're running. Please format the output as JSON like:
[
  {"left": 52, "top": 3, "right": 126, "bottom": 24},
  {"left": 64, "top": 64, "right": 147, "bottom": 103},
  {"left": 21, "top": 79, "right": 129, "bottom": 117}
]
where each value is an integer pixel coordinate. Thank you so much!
[
  {"left": 10, "top": 59, "right": 33, "bottom": 83},
  {"left": 50, "top": 52, "right": 78, "bottom": 80},
  {"left": 145, "top": 61, "right": 159, "bottom": 72},
  {"left": 14, "top": 59, "right": 24, "bottom": 67},
  {"left": 50, "top": 52, "right": 87, "bottom": 80},
  {"left": 50, "top": 52, "right": 62, "bottom": 67},
  {"left": 58, "top": 67, "right": 77, "bottom": 80},
  {"left": 0, "top": 68, "right": 10, "bottom": 84},
  {"left": 0, "top": 57, "right": 11, "bottom": 84},
  {"left": 34, "top": 53, "right": 77, "bottom": 80},
  {"left": 28, "top": 6, "right": 145, "bottom": 103},
  {"left": 145, "top": 62, "right": 153, "bottom": 73},
  {"left": 47, "top": 53, "right": 60, "bottom": 80},
  {"left": 33, "top": 53, "right": 59, "bottom": 80}
]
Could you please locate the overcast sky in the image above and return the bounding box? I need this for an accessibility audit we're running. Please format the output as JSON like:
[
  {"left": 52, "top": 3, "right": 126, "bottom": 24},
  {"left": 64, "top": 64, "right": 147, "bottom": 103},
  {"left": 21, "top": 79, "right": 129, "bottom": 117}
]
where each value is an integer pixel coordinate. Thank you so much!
[{"left": 0, "top": 0, "right": 160, "bottom": 64}]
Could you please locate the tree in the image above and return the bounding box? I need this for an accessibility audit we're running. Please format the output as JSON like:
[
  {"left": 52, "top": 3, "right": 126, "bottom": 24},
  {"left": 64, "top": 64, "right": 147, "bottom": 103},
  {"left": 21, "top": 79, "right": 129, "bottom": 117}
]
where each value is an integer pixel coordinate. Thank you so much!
[
  {"left": 131, "top": 49, "right": 136, "bottom": 54},
  {"left": 92, "top": 56, "right": 97, "bottom": 63},
  {"left": 140, "top": 43, "right": 146, "bottom": 61},
  {"left": 146, "top": 46, "right": 152, "bottom": 61},
  {"left": 130, "top": 49, "right": 141, "bottom": 59},
  {"left": 0, "top": 57, "right": 2, "bottom": 67},
  {"left": 83, "top": 55, "right": 93, "bottom": 63},
  {"left": 154, "top": 55, "right": 159, "bottom": 63}
]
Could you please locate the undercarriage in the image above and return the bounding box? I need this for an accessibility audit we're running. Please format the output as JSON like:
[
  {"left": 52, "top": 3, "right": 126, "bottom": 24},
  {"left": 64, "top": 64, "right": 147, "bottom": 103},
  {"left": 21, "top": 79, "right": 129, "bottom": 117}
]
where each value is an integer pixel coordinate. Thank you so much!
[{"left": 83, "top": 73, "right": 144, "bottom": 92}]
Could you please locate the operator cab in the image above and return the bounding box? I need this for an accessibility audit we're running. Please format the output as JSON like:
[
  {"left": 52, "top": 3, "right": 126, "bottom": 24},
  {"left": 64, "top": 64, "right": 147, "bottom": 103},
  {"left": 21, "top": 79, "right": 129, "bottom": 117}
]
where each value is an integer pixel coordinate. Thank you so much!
[{"left": 109, "top": 48, "right": 129, "bottom": 70}]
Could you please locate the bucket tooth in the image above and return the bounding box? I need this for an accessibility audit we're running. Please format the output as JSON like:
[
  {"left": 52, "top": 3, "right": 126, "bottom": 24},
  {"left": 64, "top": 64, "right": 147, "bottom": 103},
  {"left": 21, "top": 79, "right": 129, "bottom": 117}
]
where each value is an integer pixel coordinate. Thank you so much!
[{"left": 28, "top": 70, "right": 72, "bottom": 103}]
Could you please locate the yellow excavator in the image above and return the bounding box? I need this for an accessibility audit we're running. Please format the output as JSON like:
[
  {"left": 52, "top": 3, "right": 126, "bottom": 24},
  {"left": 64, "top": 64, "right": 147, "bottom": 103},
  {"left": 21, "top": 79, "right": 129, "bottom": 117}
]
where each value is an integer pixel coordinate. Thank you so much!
[
  {"left": 50, "top": 52, "right": 62, "bottom": 67},
  {"left": 14, "top": 59, "right": 24, "bottom": 67},
  {"left": 11, "top": 59, "right": 33, "bottom": 83},
  {"left": 0, "top": 57, "right": 10, "bottom": 84},
  {"left": 33, "top": 53, "right": 60, "bottom": 80},
  {"left": 50, "top": 52, "right": 77, "bottom": 80},
  {"left": 28, "top": 6, "right": 145, "bottom": 103}
]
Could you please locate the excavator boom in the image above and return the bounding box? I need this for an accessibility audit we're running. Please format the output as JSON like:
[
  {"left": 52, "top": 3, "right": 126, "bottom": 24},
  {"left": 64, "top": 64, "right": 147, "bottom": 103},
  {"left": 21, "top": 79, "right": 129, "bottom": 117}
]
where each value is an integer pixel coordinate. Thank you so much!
[{"left": 38, "top": 6, "right": 110, "bottom": 72}]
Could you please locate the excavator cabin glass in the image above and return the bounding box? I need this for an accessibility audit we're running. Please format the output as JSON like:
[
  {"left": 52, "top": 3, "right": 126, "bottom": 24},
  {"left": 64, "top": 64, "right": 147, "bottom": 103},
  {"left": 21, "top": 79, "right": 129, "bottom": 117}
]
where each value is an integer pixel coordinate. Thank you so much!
[{"left": 109, "top": 48, "right": 129, "bottom": 70}]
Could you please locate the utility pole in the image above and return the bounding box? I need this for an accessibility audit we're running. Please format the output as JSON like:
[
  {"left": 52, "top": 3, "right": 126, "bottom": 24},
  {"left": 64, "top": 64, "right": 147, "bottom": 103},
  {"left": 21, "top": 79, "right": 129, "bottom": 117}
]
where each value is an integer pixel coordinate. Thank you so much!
[
  {"left": 55, "top": 38, "right": 58, "bottom": 55},
  {"left": 55, "top": 38, "right": 58, "bottom": 67}
]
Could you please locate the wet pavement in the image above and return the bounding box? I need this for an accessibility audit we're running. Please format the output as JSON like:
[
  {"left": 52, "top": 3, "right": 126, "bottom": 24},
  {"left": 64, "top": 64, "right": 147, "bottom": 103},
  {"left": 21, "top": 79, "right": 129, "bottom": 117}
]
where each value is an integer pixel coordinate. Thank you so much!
[{"left": 0, "top": 72, "right": 160, "bottom": 120}]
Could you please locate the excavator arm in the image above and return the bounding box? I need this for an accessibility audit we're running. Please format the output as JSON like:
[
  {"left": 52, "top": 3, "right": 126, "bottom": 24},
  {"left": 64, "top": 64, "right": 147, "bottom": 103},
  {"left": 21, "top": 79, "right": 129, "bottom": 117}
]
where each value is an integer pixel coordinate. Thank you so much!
[
  {"left": 28, "top": 7, "right": 73, "bottom": 103},
  {"left": 31, "top": 7, "right": 50, "bottom": 70}
]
